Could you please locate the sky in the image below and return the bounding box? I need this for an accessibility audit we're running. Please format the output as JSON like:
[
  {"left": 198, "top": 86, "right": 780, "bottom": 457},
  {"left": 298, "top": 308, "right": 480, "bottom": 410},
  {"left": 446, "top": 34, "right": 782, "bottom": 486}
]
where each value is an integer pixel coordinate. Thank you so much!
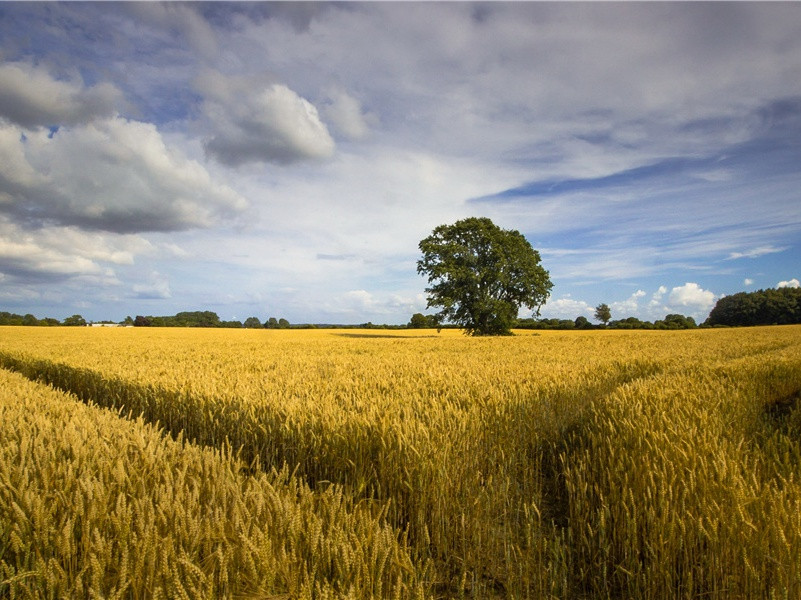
[{"left": 0, "top": 1, "right": 799, "bottom": 325}]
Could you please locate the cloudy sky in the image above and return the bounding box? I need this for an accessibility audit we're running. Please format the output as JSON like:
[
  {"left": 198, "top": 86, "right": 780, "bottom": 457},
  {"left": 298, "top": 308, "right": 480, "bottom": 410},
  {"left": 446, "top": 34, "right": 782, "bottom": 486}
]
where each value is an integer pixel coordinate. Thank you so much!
[{"left": 0, "top": 2, "right": 799, "bottom": 325}]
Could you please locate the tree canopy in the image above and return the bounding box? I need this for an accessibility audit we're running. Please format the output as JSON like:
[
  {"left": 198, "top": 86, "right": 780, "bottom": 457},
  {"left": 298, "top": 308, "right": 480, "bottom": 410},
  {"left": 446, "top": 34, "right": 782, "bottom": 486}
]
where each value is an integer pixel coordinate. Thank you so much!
[
  {"left": 706, "top": 287, "right": 801, "bottom": 326},
  {"left": 417, "top": 217, "right": 552, "bottom": 336},
  {"left": 594, "top": 303, "right": 611, "bottom": 325}
]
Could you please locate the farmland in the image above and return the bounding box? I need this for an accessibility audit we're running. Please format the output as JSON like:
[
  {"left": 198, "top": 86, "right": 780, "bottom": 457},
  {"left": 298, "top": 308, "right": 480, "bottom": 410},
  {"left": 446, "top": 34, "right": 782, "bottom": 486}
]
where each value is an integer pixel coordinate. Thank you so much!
[{"left": 1, "top": 326, "right": 800, "bottom": 598}]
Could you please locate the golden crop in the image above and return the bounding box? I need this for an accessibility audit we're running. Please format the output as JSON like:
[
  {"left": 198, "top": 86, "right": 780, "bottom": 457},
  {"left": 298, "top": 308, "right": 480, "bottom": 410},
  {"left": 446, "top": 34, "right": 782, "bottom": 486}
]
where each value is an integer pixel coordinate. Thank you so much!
[{"left": 1, "top": 325, "right": 800, "bottom": 598}]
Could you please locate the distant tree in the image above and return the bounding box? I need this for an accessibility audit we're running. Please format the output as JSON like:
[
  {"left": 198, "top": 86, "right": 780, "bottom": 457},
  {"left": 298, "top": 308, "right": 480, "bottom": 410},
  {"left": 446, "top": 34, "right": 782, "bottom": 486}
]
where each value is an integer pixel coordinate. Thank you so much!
[
  {"left": 63, "top": 314, "right": 86, "bottom": 327},
  {"left": 174, "top": 311, "right": 221, "bottom": 327},
  {"left": 574, "top": 315, "right": 591, "bottom": 329},
  {"left": 22, "top": 313, "right": 38, "bottom": 326},
  {"left": 706, "top": 288, "right": 801, "bottom": 326},
  {"left": 660, "top": 314, "right": 697, "bottom": 329},
  {"left": 133, "top": 315, "right": 152, "bottom": 327},
  {"left": 243, "top": 317, "right": 262, "bottom": 328},
  {"left": 266, "top": 317, "right": 279, "bottom": 329},
  {"left": 278, "top": 318, "right": 290, "bottom": 329},
  {"left": 594, "top": 303, "right": 611, "bottom": 326},
  {"left": 0, "top": 311, "right": 23, "bottom": 325},
  {"left": 408, "top": 313, "right": 439, "bottom": 328},
  {"left": 610, "top": 316, "right": 653, "bottom": 330},
  {"left": 417, "top": 217, "right": 552, "bottom": 336},
  {"left": 41, "top": 318, "right": 60, "bottom": 327},
  {"left": 122, "top": 316, "right": 134, "bottom": 326}
]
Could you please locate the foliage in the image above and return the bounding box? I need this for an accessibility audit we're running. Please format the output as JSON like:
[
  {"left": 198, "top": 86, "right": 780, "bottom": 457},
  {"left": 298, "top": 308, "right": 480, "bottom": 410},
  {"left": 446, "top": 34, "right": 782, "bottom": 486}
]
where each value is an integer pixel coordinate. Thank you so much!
[
  {"left": 408, "top": 313, "right": 439, "bottom": 328},
  {"left": 706, "top": 287, "right": 801, "bottom": 326},
  {"left": 574, "top": 315, "right": 592, "bottom": 329},
  {"left": 594, "top": 303, "right": 611, "bottom": 325},
  {"left": 2, "top": 326, "right": 800, "bottom": 597},
  {"left": 417, "top": 217, "right": 552, "bottom": 335},
  {"left": 265, "top": 317, "right": 290, "bottom": 329},
  {"left": 243, "top": 316, "right": 263, "bottom": 328},
  {"left": 62, "top": 314, "right": 86, "bottom": 327}
]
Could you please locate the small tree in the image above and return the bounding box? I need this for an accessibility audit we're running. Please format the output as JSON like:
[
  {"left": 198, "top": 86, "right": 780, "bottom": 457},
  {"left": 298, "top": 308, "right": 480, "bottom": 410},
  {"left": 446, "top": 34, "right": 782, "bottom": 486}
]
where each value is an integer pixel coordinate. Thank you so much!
[
  {"left": 278, "top": 318, "right": 290, "bottom": 329},
  {"left": 574, "top": 315, "right": 591, "bottom": 329},
  {"left": 594, "top": 303, "right": 611, "bottom": 326},
  {"left": 63, "top": 314, "right": 86, "bottom": 327},
  {"left": 243, "top": 317, "right": 262, "bottom": 329},
  {"left": 133, "top": 315, "right": 152, "bottom": 327},
  {"left": 417, "top": 217, "right": 552, "bottom": 336}
]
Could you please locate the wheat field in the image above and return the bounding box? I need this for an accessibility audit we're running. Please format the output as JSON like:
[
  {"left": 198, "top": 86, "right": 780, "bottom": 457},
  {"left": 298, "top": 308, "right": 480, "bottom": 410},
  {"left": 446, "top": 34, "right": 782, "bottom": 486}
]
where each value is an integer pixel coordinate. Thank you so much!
[{"left": 1, "top": 325, "right": 800, "bottom": 598}]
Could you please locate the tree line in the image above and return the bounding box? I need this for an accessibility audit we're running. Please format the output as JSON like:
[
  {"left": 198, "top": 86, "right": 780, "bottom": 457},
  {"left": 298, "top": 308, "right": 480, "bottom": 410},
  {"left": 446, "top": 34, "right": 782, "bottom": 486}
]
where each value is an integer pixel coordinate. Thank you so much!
[
  {"left": 408, "top": 312, "right": 699, "bottom": 330},
  {"left": 706, "top": 287, "right": 801, "bottom": 326}
]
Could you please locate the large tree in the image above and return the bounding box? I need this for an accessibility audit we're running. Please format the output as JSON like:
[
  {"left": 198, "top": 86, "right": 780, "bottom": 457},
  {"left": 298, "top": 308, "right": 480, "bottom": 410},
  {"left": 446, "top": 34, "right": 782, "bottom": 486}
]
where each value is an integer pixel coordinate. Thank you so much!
[{"left": 417, "top": 217, "right": 552, "bottom": 336}]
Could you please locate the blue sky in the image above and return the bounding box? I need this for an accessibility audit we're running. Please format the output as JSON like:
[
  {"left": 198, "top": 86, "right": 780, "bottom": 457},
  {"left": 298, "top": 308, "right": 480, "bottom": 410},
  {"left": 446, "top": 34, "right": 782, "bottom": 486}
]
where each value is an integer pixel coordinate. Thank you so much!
[{"left": 0, "top": 2, "right": 799, "bottom": 324}]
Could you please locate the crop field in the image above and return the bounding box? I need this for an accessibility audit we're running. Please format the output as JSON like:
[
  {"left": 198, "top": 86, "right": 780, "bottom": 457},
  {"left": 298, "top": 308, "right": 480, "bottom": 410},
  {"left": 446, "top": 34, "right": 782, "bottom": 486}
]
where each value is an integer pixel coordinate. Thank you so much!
[{"left": 1, "top": 325, "right": 800, "bottom": 599}]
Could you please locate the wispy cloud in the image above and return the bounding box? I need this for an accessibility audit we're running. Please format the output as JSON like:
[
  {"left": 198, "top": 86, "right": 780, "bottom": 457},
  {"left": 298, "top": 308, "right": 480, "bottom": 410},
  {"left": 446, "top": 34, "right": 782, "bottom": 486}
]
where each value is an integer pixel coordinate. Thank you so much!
[{"left": 727, "top": 245, "right": 789, "bottom": 260}]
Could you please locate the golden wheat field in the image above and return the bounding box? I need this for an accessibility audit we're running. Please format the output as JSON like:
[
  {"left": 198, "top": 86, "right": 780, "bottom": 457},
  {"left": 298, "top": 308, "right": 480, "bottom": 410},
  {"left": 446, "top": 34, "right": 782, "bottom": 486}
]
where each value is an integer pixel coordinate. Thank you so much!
[{"left": 1, "top": 325, "right": 800, "bottom": 599}]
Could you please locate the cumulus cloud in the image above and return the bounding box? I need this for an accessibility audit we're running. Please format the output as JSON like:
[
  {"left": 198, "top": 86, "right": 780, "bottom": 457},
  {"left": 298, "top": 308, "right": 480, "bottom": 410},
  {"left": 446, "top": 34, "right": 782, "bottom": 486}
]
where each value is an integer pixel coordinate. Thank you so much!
[
  {"left": 0, "top": 216, "right": 142, "bottom": 283},
  {"left": 650, "top": 286, "right": 668, "bottom": 305},
  {"left": 667, "top": 282, "right": 716, "bottom": 311},
  {"left": 322, "top": 88, "right": 371, "bottom": 140},
  {"left": 777, "top": 278, "right": 800, "bottom": 289},
  {"left": 197, "top": 71, "right": 335, "bottom": 166},
  {"left": 611, "top": 289, "right": 646, "bottom": 317},
  {"left": 744, "top": 278, "right": 754, "bottom": 286},
  {"left": 125, "top": 3, "right": 218, "bottom": 59},
  {"left": 541, "top": 294, "right": 593, "bottom": 319},
  {"left": 0, "top": 61, "right": 121, "bottom": 128},
  {"left": 0, "top": 118, "right": 247, "bottom": 233},
  {"left": 336, "top": 289, "right": 426, "bottom": 319},
  {"left": 132, "top": 271, "right": 172, "bottom": 299}
]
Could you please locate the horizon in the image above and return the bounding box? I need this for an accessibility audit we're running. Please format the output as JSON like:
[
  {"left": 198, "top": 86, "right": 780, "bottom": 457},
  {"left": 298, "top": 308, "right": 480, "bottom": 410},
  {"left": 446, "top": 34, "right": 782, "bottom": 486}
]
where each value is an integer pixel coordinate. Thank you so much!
[{"left": 1, "top": 2, "right": 799, "bottom": 325}]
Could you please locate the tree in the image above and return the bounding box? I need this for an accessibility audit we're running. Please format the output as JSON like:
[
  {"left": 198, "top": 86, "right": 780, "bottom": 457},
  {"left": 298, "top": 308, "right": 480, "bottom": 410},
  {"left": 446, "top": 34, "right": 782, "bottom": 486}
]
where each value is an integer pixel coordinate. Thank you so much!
[
  {"left": 574, "top": 315, "right": 591, "bottom": 329},
  {"left": 266, "top": 317, "right": 279, "bottom": 329},
  {"left": 278, "top": 318, "right": 290, "bottom": 329},
  {"left": 243, "top": 317, "right": 262, "bottom": 329},
  {"left": 417, "top": 217, "right": 552, "bottom": 336},
  {"left": 594, "top": 303, "right": 611, "bottom": 326},
  {"left": 63, "top": 314, "right": 86, "bottom": 327},
  {"left": 408, "top": 313, "right": 428, "bottom": 328},
  {"left": 133, "top": 315, "right": 152, "bottom": 327},
  {"left": 706, "top": 288, "right": 801, "bottom": 327}
]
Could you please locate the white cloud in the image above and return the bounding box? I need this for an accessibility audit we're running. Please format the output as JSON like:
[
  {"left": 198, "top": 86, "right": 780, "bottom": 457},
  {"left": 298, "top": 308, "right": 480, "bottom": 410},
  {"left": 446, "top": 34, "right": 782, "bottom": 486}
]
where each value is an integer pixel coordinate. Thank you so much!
[
  {"left": 125, "top": 3, "right": 218, "bottom": 59},
  {"left": 541, "top": 294, "right": 593, "bottom": 319},
  {"left": 197, "top": 71, "right": 335, "bottom": 166},
  {"left": 0, "top": 216, "right": 152, "bottom": 284},
  {"left": 132, "top": 272, "right": 172, "bottom": 299},
  {"left": 744, "top": 278, "right": 754, "bottom": 286},
  {"left": 777, "top": 278, "right": 800, "bottom": 289},
  {"left": 611, "top": 289, "right": 646, "bottom": 317},
  {"left": 0, "top": 61, "right": 122, "bottom": 129},
  {"left": 650, "top": 286, "right": 668, "bottom": 304},
  {"left": 727, "top": 245, "right": 788, "bottom": 260},
  {"left": 0, "top": 118, "right": 247, "bottom": 233},
  {"left": 667, "top": 282, "right": 717, "bottom": 311},
  {"left": 322, "top": 88, "right": 372, "bottom": 140}
]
